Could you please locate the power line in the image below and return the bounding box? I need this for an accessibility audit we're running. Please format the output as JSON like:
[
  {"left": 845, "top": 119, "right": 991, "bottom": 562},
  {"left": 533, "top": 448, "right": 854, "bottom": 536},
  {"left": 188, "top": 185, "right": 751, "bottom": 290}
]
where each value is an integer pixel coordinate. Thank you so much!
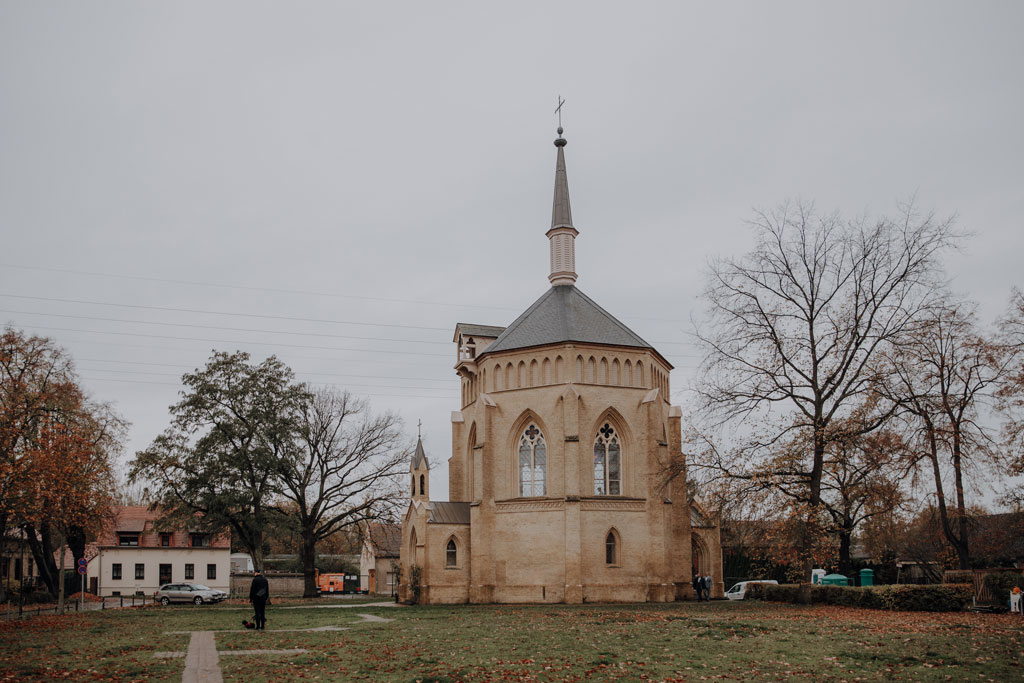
[
  {"left": 77, "top": 366, "right": 456, "bottom": 391},
  {"left": 0, "top": 294, "right": 452, "bottom": 331},
  {"left": 76, "top": 357, "right": 456, "bottom": 382},
  {"left": 0, "top": 308, "right": 449, "bottom": 345},
  {"left": 0, "top": 262, "right": 522, "bottom": 312},
  {"left": 8, "top": 323, "right": 452, "bottom": 357},
  {"left": 79, "top": 376, "right": 455, "bottom": 399}
]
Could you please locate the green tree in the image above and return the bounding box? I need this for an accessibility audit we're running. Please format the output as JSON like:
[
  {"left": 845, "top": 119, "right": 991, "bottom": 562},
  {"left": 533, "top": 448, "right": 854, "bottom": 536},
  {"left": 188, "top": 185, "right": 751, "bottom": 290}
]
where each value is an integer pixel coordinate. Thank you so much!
[{"left": 130, "top": 351, "right": 308, "bottom": 570}]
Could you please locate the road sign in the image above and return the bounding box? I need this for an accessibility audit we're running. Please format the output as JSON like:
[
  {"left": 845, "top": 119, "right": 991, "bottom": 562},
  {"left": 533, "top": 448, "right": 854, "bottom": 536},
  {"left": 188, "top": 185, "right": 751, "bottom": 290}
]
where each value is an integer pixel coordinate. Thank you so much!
[
  {"left": 77, "top": 565, "right": 87, "bottom": 575},
  {"left": 78, "top": 557, "right": 87, "bottom": 567}
]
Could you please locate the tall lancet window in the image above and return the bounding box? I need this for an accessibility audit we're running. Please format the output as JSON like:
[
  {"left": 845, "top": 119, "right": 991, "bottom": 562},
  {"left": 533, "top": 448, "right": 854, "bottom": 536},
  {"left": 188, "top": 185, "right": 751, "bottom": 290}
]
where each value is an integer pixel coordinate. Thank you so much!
[
  {"left": 518, "top": 424, "right": 546, "bottom": 497},
  {"left": 594, "top": 423, "right": 621, "bottom": 495}
]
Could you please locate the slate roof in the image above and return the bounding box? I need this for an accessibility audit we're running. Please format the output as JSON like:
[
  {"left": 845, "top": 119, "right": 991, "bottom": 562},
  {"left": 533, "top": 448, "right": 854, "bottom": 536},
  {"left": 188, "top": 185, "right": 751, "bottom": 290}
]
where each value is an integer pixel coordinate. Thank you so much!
[
  {"left": 453, "top": 323, "right": 506, "bottom": 341},
  {"left": 366, "top": 522, "right": 402, "bottom": 557},
  {"left": 411, "top": 437, "right": 429, "bottom": 470},
  {"left": 428, "top": 502, "right": 471, "bottom": 525},
  {"left": 482, "top": 285, "right": 659, "bottom": 360}
]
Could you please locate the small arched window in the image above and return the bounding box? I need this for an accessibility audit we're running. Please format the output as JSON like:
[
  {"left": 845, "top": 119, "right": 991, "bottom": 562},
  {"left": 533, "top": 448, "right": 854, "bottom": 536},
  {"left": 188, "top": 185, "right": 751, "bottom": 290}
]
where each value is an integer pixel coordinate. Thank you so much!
[
  {"left": 606, "top": 531, "right": 617, "bottom": 565},
  {"left": 518, "top": 424, "right": 547, "bottom": 497},
  {"left": 594, "top": 423, "right": 621, "bottom": 495},
  {"left": 411, "top": 475, "right": 415, "bottom": 496},
  {"left": 446, "top": 539, "right": 457, "bottom": 567},
  {"left": 419, "top": 474, "right": 425, "bottom": 496}
]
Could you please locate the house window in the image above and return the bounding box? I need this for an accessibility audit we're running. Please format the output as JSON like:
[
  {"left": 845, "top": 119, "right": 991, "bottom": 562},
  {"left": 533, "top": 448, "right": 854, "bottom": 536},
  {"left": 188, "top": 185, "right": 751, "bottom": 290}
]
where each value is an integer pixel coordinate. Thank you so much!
[
  {"left": 446, "top": 539, "right": 457, "bottom": 567},
  {"left": 160, "top": 533, "right": 171, "bottom": 547},
  {"left": 112, "top": 563, "right": 122, "bottom": 580},
  {"left": 190, "top": 534, "right": 210, "bottom": 548},
  {"left": 606, "top": 531, "right": 617, "bottom": 565},
  {"left": 594, "top": 423, "right": 621, "bottom": 495},
  {"left": 135, "top": 563, "right": 144, "bottom": 580},
  {"left": 518, "top": 424, "right": 546, "bottom": 497},
  {"left": 159, "top": 564, "right": 172, "bottom": 585},
  {"left": 185, "top": 564, "right": 194, "bottom": 580},
  {"left": 207, "top": 564, "right": 216, "bottom": 580},
  {"left": 118, "top": 534, "right": 139, "bottom": 546}
]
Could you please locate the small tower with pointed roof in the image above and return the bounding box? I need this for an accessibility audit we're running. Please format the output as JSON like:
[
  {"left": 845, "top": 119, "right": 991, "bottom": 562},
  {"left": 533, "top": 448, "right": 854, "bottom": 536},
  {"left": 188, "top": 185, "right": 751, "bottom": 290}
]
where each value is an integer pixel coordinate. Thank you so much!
[
  {"left": 547, "top": 126, "right": 579, "bottom": 287},
  {"left": 411, "top": 434, "right": 430, "bottom": 503}
]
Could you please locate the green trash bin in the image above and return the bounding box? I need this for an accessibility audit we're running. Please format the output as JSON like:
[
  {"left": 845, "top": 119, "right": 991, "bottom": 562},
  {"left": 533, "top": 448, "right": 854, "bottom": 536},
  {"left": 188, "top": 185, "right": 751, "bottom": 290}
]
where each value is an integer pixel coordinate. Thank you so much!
[
  {"left": 821, "top": 573, "right": 849, "bottom": 586},
  {"left": 860, "top": 569, "right": 874, "bottom": 587}
]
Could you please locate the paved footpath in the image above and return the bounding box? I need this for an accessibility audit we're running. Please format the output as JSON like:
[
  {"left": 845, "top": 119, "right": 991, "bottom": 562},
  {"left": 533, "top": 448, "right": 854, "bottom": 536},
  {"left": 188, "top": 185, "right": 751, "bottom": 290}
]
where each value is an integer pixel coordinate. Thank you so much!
[
  {"left": 166, "top": 612, "right": 392, "bottom": 682},
  {"left": 182, "top": 632, "right": 221, "bottom": 683}
]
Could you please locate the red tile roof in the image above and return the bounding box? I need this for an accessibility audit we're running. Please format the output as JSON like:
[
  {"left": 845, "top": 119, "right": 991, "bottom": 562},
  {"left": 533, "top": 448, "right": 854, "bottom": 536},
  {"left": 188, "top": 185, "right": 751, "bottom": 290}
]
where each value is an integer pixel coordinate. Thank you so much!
[{"left": 95, "top": 506, "right": 230, "bottom": 549}]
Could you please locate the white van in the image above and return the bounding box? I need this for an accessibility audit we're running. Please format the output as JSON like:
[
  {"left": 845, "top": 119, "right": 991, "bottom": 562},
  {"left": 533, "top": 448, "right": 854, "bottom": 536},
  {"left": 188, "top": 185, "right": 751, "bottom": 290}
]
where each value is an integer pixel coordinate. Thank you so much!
[{"left": 724, "top": 580, "right": 778, "bottom": 600}]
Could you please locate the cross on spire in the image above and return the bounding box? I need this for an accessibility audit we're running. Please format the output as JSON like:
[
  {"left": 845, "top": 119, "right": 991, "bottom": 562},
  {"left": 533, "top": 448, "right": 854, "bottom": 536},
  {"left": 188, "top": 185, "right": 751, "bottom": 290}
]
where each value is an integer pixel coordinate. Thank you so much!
[
  {"left": 554, "top": 96, "right": 565, "bottom": 129},
  {"left": 418, "top": 419, "right": 422, "bottom": 438}
]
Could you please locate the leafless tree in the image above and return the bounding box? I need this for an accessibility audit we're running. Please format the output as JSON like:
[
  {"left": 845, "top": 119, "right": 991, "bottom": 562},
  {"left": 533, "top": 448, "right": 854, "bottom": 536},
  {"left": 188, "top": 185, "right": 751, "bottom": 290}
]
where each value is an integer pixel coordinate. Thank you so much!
[
  {"left": 882, "top": 300, "right": 1012, "bottom": 569},
  {"left": 693, "top": 200, "right": 956, "bottom": 596},
  {"left": 997, "top": 288, "right": 1024, "bottom": 486},
  {"left": 280, "top": 389, "right": 408, "bottom": 597}
]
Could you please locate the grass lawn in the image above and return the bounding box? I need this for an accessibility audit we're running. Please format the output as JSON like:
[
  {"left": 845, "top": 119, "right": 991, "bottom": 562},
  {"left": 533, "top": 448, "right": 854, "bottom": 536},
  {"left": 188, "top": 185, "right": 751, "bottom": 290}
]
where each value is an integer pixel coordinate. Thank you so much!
[{"left": 1, "top": 599, "right": 1022, "bottom": 681}]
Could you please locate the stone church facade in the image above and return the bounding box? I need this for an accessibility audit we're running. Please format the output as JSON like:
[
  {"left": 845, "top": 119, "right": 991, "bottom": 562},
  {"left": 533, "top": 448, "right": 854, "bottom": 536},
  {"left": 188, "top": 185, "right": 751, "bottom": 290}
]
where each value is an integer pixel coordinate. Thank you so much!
[{"left": 399, "top": 127, "right": 723, "bottom": 604}]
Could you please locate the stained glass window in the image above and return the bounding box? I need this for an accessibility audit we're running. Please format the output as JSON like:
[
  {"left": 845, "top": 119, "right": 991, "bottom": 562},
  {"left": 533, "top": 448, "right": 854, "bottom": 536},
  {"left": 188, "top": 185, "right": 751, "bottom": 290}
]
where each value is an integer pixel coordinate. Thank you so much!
[
  {"left": 518, "top": 424, "right": 546, "bottom": 497},
  {"left": 594, "top": 423, "right": 621, "bottom": 495}
]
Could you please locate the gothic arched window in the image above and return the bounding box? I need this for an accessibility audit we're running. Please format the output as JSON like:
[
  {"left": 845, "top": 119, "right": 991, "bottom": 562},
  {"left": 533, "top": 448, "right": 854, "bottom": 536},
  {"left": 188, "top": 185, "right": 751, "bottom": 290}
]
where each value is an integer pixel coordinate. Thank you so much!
[
  {"left": 606, "top": 530, "right": 618, "bottom": 565},
  {"left": 446, "top": 539, "right": 457, "bottom": 567},
  {"left": 594, "top": 423, "right": 621, "bottom": 495},
  {"left": 419, "top": 474, "right": 425, "bottom": 496},
  {"left": 518, "top": 424, "right": 546, "bottom": 497}
]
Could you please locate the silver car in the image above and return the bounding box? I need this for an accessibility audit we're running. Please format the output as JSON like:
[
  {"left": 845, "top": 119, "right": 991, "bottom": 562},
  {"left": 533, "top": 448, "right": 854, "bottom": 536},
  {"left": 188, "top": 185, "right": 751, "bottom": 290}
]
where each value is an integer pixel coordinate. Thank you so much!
[{"left": 155, "top": 583, "right": 228, "bottom": 605}]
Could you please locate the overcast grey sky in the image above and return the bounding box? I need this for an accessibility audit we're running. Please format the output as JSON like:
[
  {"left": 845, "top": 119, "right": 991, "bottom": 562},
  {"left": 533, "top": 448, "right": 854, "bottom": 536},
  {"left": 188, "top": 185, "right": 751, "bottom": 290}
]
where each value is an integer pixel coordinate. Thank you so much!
[{"left": 2, "top": 2, "right": 1022, "bottom": 505}]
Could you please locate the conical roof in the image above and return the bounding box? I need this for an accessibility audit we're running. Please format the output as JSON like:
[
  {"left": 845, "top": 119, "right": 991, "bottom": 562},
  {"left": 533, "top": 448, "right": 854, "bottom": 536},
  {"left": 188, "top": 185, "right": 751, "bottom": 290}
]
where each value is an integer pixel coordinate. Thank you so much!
[
  {"left": 483, "top": 285, "right": 662, "bottom": 361},
  {"left": 551, "top": 137, "right": 573, "bottom": 229},
  {"left": 411, "top": 437, "right": 429, "bottom": 471}
]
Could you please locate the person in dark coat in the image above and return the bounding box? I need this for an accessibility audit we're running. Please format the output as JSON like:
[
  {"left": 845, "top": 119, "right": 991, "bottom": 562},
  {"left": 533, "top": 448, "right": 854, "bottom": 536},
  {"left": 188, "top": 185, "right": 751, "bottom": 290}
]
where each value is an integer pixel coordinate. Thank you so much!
[
  {"left": 692, "top": 572, "right": 703, "bottom": 601},
  {"left": 249, "top": 569, "right": 270, "bottom": 630}
]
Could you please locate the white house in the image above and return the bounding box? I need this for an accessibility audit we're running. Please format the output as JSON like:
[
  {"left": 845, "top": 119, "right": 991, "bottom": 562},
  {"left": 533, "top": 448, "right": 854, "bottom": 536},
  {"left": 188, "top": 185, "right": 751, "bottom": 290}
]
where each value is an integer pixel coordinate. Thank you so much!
[{"left": 87, "top": 506, "right": 231, "bottom": 597}]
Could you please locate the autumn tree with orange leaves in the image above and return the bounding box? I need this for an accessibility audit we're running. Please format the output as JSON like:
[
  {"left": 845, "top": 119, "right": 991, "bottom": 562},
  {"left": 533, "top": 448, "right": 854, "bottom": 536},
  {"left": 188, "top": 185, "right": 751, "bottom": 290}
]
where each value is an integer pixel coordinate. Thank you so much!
[{"left": 0, "top": 327, "right": 123, "bottom": 597}]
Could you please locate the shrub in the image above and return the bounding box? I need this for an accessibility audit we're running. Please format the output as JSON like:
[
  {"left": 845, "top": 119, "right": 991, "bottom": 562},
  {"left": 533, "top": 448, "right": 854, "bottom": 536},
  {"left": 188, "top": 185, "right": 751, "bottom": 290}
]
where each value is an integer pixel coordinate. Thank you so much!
[
  {"left": 983, "top": 572, "right": 1023, "bottom": 601},
  {"left": 409, "top": 564, "right": 422, "bottom": 604},
  {"left": 22, "top": 590, "right": 55, "bottom": 605},
  {"left": 746, "top": 582, "right": 972, "bottom": 611}
]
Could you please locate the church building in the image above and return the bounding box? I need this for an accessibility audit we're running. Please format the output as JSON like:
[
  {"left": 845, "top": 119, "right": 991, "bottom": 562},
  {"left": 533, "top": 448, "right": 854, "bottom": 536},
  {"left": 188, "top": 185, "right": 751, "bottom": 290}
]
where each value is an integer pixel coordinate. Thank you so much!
[{"left": 398, "top": 126, "right": 723, "bottom": 604}]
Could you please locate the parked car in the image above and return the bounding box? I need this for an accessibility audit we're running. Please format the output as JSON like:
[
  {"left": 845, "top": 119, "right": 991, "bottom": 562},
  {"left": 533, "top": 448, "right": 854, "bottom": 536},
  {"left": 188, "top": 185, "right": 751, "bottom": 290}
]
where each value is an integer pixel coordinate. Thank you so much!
[
  {"left": 155, "top": 583, "right": 228, "bottom": 605},
  {"left": 724, "top": 580, "right": 779, "bottom": 601}
]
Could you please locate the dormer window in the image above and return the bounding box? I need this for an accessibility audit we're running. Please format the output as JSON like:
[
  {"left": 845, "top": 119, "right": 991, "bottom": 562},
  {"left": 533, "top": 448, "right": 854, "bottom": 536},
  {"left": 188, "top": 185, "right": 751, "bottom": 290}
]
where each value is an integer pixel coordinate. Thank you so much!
[
  {"left": 118, "top": 534, "right": 139, "bottom": 547},
  {"left": 190, "top": 533, "right": 210, "bottom": 548}
]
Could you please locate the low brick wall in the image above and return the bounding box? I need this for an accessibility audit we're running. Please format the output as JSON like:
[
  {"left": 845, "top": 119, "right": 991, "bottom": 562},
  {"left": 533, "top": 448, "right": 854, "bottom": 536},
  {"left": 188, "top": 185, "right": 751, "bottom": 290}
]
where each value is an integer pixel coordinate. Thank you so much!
[{"left": 231, "top": 572, "right": 306, "bottom": 597}]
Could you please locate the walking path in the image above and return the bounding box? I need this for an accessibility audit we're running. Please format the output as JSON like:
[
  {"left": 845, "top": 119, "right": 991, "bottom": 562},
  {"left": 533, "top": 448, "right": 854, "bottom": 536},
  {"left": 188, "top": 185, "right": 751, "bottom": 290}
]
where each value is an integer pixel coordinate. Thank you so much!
[{"left": 159, "top": 613, "right": 393, "bottom": 682}]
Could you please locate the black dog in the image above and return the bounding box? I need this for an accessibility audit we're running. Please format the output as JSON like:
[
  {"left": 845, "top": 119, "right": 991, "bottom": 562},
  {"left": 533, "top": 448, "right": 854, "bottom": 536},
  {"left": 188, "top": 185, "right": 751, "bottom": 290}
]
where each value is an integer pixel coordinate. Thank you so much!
[{"left": 242, "top": 619, "right": 256, "bottom": 630}]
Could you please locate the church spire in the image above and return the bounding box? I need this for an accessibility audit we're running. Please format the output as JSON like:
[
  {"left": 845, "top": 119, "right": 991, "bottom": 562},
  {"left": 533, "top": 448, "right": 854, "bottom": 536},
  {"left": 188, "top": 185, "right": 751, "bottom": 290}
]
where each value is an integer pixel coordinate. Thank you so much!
[{"left": 547, "top": 124, "right": 580, "bottom": 287}]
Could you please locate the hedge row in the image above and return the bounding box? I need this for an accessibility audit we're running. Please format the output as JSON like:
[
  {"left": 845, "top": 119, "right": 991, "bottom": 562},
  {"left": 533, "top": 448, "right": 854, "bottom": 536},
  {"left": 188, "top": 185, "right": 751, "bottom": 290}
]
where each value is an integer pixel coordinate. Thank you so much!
[{"left": 745, "top": 582, "right": 973, "bottom": 612}]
